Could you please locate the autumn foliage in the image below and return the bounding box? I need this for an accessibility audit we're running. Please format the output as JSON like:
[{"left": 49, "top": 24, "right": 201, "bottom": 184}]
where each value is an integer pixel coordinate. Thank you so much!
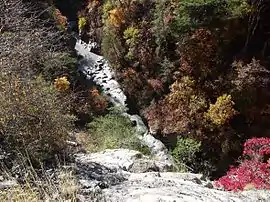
[
  {"left": 215, "top": 138, "right": 270, "bottom": 191},
  {"left": 179, "top": 28, "right": 218, "bottom": 80},
  {"left": 56, "top": 0, "right": 270, "bottom": 179},
  {"left": 205, "top": 94, "right": 238, "bottom": 126},
  {"left": 54, "top": 8, "right": 67, "bottom": 30},
  {"left": 54, "top": 76, "right": 70, "bottom": 92},
  {"left": 108, "top": 8, "right": 125, "bottom": 27}
]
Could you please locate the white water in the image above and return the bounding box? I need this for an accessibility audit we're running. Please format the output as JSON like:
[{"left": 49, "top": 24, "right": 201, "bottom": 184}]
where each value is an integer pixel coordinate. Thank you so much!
[{"left": 75, "top": 38, "right": 174, "bottom": 169}]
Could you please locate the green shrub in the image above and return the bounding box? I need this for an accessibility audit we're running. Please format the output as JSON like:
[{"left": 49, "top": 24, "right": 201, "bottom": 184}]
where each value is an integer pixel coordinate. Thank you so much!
[
  {"left": 102, "top": 1, "right": 114, "bottom": 21},
  {"left": 0, "top": 74, "right": 75, "bottom": 162},
  {"left": 40, "top": 52, "right": 77, "bottom": 81},
  {"left": 87, "top": 114, "right": 149, "bottom": 154},
  {"left": 171, "top": 0, "right": 251, "bottom": 38},
  {"left": 171, "top": 137, "right": 201, "bottom": 172},
  {"left": 123, "top": 27, "right": 140, "bottom": 46},
  {"left": 152, "top": 0, "right": 170, "bottom": 57},
  {"left": 227, "top": 0, "right": 252, "bottom": 17},
  {"left": 101, "top": 26, "right": 124, "bottom": 69},
  {"left": 123, "top": 26, "right": 140, "bottom": 60}
]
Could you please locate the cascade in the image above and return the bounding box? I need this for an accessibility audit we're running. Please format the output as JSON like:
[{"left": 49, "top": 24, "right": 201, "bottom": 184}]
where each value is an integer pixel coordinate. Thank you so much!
[{"left": 74, "top": 35, "right": 174, "bottom": 170}]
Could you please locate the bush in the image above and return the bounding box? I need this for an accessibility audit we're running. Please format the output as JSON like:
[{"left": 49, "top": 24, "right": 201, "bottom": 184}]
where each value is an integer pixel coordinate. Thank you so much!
[
  {"left": 243, "top": 137, "right": 270, "bottom": 160},
  {"left": 205, "top": 94, "right": 238, "bottom": 126},
  {"left": 53, "top": 8, "right": 67, "bottom": 31},
  {"left": 101, "top": 24, "right": 124, "bottom": 70},
  {"left": 171, "top": 137, "right": 201, "bottom": 171},
  {"left": 78, "top": 17, "right": 87, "bottom": 32},
  {"left": 171, "top": 0, "right": 251, "bottom": 38},
  {"left": 0, "top": 74, "right": 75, "bottom": 162},
  {"left": 108, "top": 8, "right": 125, "bottom": 28},
  {"left": 70, "top": 87, "right": 109, "bottom": 126},
  {"left": 145, "top": 76, "right": 208, "bottom": 135},
  {"left": 54, "top": 76, "right": 70, "bottom": 92},
  {"left": 123, "top": 26, "right": 140, "bottom": 60},
  {"left": 215, "top": 137, "right": 270, "bottom": 191},
  {"left": 231, "top": 59, "right": 270, "bottom": 119},
  {"left": 86, "top": 114, "right": 149, "bottom": 154},
  {"left": 40, "top": 52, "right": 77, "bottom": 82},
  {"left": 178, "top": 28, "right": 218, "bottom": 81}
]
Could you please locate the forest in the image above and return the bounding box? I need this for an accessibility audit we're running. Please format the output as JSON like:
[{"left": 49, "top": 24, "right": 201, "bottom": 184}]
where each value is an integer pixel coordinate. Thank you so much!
[{"left": 0, "top": 0, "right": 270, "bottom": 200}]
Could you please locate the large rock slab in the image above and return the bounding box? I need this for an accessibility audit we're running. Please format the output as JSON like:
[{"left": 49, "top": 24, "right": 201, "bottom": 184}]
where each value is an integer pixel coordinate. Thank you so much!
[
  {"left": 75, "top": 149, "right": 270, "bottom": 202},
  {"left": 103, "top": 172, "right": 269, "bottom": 202},
  {"left": 75, "top": 149, "right": 172, "bottom": 173}
]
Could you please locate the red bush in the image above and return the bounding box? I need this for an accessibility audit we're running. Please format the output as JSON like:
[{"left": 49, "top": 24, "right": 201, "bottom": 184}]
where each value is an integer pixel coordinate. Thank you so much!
[
  {"left": 147, "top": 79, "right": 164, "bottom": 93},
  {"left": 215, "top": 137, "right": 270, "bottom": 191},
  {"left": 243, "top": 137, "right": 270, "bottom": 159}
]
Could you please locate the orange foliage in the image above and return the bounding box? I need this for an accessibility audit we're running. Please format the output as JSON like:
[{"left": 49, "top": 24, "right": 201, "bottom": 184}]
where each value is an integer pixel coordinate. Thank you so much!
[
  {"left": 122, "top": 68, "right": 136, "bottom": 78},
  {"left": 89, "top": 88, "right": 108, "bottom": 113},
  {"left": 108, "top": 8, "right": 125, "bottom": 27},
  {"left": 90, "top": 88, "right": 100, "bottom": 96},
  {"left": 54, "top": 9, "right": 67, "bottom": 29}
]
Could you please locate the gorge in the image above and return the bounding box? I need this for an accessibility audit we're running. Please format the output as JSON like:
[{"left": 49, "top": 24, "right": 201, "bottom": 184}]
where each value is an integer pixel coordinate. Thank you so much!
[
  {"left": 1, "top": 0, "right": 270, "bottom": 201},
  {"left": 74, "top": 34, "right": 174, "bottom": 169}
]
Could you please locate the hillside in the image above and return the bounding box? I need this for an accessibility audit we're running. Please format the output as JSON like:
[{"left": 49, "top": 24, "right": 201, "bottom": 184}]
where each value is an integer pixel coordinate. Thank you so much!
[{"left": 0, "top": 0, "right": 269, "bottom": 201}]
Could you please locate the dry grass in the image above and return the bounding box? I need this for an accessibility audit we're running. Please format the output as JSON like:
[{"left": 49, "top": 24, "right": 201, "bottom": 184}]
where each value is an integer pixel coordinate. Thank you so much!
[
  {"left": 0, "top": 156, "right": 79, "bottom": 202},
  {"left": 0, "top": 171, "right": 79, "bottom": 202}
]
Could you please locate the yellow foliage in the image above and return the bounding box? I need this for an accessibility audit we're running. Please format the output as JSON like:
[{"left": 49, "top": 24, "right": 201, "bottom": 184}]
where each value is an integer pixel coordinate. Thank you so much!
[
  {"left": 78, "top": 17, "right": 87, "bottom": 32},
  {"left": 124, "top": 27, "right": 139, "bottom": 45},
  {"left": 54, "top": 76, "right": 70, "bottom": 92},
  {"left": 205, "top": 94, "right": 237, "bottom": 126},
  {"left": 168, "top": 76, "right": 196, "bottom": 104},
  {"left": 108, "top": 8, "right": 125, "bottom": 27}
]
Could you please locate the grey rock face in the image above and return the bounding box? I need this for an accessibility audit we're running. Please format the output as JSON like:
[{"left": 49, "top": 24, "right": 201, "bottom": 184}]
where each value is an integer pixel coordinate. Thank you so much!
[
  {"left": 75, "top": 149, "right": 171, "bottom": 173},
  {"left": 75, "top": 149, "right": 270, "bottom": 202},
  {"left": 103, "top": 172, "right": 270, "bottom": 202}
]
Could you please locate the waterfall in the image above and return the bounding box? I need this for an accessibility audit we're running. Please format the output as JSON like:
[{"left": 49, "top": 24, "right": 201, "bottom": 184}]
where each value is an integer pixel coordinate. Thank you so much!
[{"left": 74, "top": 37, "right": 175, "bottom": 170}]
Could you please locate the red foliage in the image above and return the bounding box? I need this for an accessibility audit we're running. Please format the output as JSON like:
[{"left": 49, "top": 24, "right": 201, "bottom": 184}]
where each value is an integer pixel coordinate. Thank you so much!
[
  {"left": 215, "top": 137, "right": 270, "bottom": 191},
  {"left": 243, "top": 137, "right": 270, "bottom": 160},
  {"left": 147, "top": 79, "right": 164, "bottom": 93}
]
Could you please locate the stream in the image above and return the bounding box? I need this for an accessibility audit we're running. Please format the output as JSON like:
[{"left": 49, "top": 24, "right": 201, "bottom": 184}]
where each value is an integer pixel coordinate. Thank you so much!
[{"left": 74, "top": 35, "right": 174, "bottom": 169}]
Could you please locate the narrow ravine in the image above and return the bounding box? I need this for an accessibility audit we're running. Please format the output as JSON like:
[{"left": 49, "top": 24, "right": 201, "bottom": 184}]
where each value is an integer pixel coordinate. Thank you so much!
[{"left": 74, "top": 36, "right": 174, "bottom": 170}]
